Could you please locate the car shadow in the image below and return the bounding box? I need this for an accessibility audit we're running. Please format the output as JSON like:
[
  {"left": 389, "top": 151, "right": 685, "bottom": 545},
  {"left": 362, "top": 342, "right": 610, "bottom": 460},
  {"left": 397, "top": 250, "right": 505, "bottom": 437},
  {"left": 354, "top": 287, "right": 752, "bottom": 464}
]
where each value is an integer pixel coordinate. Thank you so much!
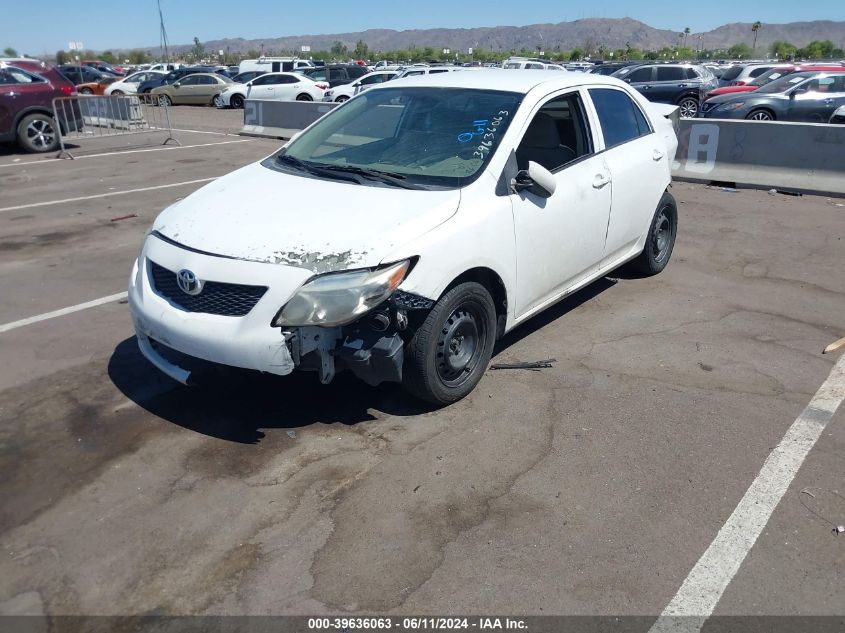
[{"left": 108, "top": 275, "right": 624, "bottom": 444}]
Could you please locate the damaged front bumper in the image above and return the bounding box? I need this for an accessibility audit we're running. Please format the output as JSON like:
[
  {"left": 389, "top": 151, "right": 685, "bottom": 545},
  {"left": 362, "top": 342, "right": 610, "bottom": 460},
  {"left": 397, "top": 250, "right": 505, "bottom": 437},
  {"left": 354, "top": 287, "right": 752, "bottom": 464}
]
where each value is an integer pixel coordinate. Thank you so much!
[{"left": 128, "top": 234, "right": 434, "bottom": 387}]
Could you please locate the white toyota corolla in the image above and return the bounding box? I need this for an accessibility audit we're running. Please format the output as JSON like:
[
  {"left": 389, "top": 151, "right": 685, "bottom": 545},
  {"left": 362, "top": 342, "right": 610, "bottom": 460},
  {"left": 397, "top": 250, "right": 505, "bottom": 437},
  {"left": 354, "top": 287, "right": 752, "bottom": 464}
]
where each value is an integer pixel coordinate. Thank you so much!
[{"left": 129, "top": 71, "right": 679, "bottom": 405}]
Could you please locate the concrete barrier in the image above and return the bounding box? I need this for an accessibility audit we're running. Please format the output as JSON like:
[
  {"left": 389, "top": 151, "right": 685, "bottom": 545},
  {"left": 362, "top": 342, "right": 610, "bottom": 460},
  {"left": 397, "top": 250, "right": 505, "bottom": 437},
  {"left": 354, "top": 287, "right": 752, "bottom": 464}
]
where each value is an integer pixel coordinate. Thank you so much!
[
  {"left": 672, "top": 118, "right": 845, "bottom": 196},
  {"left": 240, "top": 100, "right": 338, "bottom": 139}
]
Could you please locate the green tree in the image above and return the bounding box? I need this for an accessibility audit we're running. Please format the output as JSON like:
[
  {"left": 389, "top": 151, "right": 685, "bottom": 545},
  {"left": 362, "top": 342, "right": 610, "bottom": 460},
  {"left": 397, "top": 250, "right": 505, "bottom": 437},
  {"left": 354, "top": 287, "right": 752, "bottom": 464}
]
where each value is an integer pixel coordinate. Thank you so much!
[
  {"left": 683, "top": 27, "right": 691, "bottom": 48},
  {"left": 353, "top": 39, "right": 368, "bottom": 59},
  {"left": 100, "top": 50, "right": 116, "bottom": 63},
  {"left": 569, "top": 48, "right": 584, "bottom": 61},
  {"left": 770, "top": 40, "right": 796, "bottom": 59},
  {"left": 3, "top": 46, "right": 17, "bottom": 57},
  {"left": 751, "top": 21, "right": 762, "bottom": 52},
  {"left": 796, "top": 40, "right": 836, "bottom": 59},
  {"left": 191, "top": 36, "right": 204, "bottom": 61},
  {"left": 56, "top": 50, "right": 69, "bottom": 64},
  {"left": 727, "top": 43, "right": 753, "bottom": 58},
  {"left": 330, "top": 41, "right": 348, "bottom": 57},
  {"left": 127, "top": 49, "right": 150, "bottom": 65}
]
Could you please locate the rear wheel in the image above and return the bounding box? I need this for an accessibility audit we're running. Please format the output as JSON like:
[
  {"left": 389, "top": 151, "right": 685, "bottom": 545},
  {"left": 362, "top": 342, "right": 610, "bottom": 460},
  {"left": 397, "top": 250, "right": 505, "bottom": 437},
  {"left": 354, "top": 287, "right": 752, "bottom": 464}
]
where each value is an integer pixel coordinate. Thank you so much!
[
  {"left": 16, "top": 113, "right": 59, "bottom": 153},
  {"left": 629, "top": 192, "right": 678, "bottom": 276},
  {"left": 157, "top": 94, "right": 172, "bottom": 107},
  {"left": 230, "top": 94, "right": 245, "bottom": 109},
  {"left": 295, "top": 93, "right": 313, "bottom": 101},
  {"left": 79, "top": 87, "right": 94, "bottom": 95},
  {"left": 677, "top": 96, "right": 699, "bottom": 118},
  {"left": 746, "top": 109, "right": 775, "bottom": 121},
  {"left": 111, "top": 89, "right": 124, "bottom": 96},
  {"left": 402, "top": 282, "right": 496, "bottom": 405}
]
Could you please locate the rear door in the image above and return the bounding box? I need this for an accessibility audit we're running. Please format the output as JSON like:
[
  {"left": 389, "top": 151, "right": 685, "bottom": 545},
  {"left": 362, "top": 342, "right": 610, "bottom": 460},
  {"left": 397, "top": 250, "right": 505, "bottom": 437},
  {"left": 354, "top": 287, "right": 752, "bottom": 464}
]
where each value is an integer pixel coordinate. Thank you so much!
[
  {"left": 650, "top": 66, "right": 689, "bottom": 104},
  {"left": 586, "top": 87, "right": 668, "bottom": 267},
  {"left": 0, "top": 68, "right": 54, "bottom": 136},
  {"left": 274, "top": 75, "right": 301, "bottom": 100},
  {"left": 247, "top": 74, "right": 281, "bottom": 99},
  {"left": 173, "top": 75, "right": 202, "bottom": 104}
]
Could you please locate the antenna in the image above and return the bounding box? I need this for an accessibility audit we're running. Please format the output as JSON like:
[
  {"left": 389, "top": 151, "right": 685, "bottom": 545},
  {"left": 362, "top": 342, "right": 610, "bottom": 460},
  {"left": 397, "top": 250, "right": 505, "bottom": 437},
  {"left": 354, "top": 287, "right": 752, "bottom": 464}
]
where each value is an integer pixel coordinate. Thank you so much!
[{"left": 157, "top": 0, "right": 170, "bottom": 61}]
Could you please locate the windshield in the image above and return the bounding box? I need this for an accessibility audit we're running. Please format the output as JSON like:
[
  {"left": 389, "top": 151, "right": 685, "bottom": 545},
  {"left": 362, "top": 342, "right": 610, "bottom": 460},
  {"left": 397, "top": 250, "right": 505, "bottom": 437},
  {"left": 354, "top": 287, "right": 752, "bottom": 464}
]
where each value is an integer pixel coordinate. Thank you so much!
[
  {"left": 748, "top": 68, "right": 793, "bottom": 87},
  {"left": 265, "top": 87, "right": 523, "bottom": 189},
  {"left": 756, "top": 73, "right": 812, "bottom": 94}
]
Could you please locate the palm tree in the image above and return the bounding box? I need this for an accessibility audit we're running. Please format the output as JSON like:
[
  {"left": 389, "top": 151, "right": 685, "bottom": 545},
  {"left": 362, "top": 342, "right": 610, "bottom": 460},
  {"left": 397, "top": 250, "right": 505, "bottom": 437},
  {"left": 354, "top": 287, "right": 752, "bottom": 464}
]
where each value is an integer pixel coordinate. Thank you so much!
[
  {"left": 751, "top": 21, "right": 762, "bottom": 53},
  {"left": 684, "top": 27, "right": 691, "bottom": 48}
]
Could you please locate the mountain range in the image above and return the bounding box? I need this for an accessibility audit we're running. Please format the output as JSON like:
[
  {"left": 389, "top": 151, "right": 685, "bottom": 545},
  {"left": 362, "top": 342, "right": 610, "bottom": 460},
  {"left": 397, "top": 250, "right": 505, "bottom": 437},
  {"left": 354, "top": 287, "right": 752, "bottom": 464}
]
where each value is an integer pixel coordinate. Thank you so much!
[{"left": 153, "top": 17, "right": 845, "bottom": 56}]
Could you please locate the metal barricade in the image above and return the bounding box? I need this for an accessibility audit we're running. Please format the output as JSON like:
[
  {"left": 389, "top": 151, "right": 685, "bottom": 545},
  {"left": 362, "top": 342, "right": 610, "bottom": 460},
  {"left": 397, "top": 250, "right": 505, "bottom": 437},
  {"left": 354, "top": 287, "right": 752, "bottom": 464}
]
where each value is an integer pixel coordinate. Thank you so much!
[{"left": 52, "top": 93, "right": 181, "bottom": 159}]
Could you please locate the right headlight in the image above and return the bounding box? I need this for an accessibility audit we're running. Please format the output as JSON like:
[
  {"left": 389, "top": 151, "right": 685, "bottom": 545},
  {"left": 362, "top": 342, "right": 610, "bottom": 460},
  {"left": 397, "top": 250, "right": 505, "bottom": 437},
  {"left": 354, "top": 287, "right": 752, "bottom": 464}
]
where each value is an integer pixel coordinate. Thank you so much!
[{"left": 273, "top": 259, "right": 411, "bottom": 328}]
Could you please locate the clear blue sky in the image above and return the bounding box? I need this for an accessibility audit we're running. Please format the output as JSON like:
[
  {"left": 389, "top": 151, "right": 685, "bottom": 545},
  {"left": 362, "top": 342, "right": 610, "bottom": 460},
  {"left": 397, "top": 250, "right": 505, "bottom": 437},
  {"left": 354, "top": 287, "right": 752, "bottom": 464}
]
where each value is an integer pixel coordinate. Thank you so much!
[{"left": 2, "top": 0, "right": 843, "bottom": 55}]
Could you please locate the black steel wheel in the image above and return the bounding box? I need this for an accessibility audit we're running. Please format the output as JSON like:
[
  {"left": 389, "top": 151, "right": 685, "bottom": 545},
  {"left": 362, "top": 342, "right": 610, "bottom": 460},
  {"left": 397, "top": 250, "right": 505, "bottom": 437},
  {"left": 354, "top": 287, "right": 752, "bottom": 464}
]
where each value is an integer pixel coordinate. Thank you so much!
[
  {"left": 295, "top": 93, "right": 313, "bottom": 101},
  {"left": 403, "top": 282, "right": 496, "bottom": 405},
  {"left": 629, "top": 191, "right": 678, "bottom": 276},
  {"left": 230, "top": 94, "right": 245, "bottom": 109}
]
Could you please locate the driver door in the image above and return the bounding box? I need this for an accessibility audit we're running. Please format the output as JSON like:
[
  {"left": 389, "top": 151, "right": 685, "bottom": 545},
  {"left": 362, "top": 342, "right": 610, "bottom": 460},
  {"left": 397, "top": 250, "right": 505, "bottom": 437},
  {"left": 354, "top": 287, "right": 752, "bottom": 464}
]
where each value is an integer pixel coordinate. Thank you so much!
[
  {"left": 787, "top": 76, "right": 845, "bottom": 122},
  {"left": 508, "top": 90, "right": 612, "bottom": 318}
]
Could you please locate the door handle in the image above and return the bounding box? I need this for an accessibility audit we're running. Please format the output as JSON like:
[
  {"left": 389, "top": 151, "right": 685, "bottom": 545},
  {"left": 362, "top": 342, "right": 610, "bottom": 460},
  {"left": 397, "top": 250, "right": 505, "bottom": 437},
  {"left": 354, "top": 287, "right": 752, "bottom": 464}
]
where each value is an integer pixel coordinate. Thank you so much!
[
  {"left": 652, "top": 148, "right": 665, "bottom": 161},
  {"left": 642, "top": 85, "right": 651, "bottom": 90},
  {"left": 678, "top": 83, "right": 688, "bottom": 88},
  {"left": 3, "top": 92, "right": 19, "bottom": 97},
  {"left": 593, "top": 173, "right": 611, "bottom": 188},
  {"left": 824, "top": 98, "right": 834, "bottom": 104}
]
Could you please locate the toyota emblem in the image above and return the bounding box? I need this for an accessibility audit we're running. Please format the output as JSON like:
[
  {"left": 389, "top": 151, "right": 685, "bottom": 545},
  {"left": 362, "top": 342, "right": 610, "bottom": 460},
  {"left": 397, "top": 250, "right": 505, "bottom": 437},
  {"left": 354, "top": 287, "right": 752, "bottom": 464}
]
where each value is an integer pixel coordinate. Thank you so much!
[{"left": 176, "top": 269, "right": 204, "bottom": 296}]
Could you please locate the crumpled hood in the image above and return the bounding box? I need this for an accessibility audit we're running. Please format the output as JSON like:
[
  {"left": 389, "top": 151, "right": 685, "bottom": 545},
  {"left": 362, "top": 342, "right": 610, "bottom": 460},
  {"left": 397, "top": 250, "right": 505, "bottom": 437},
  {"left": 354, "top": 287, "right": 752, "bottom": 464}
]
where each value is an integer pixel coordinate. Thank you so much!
[{"left": 153, "top": 161, "right": 460, "bottom": 273}]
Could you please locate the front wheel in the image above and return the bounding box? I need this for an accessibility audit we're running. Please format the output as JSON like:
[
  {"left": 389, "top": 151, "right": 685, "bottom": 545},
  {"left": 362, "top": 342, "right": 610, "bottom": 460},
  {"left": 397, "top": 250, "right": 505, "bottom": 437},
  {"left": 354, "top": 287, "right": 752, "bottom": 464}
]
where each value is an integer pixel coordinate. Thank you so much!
[
  {"left": 111, "top": 89, "right": 124, "bottom": 96},
  {"left": 229, "top": 94, "right": 244, "bottom": 109},
  {"left": 295, "top": 93, "right": 313, "bottom": 101},
  {"left": 402, "top": 282, "right": 496, "bottom": 405},
  {"left": 629, "top": 191, "right": 678, "bottom": 276},
  {"left": 677, "top": 97, "right": 699, "bottom": 118},
  {"left": 746, "top": 109, "right": 775, "bottom": 121},
  {"left": 335, "top": 95, "right": 349, "bottom": 103}
]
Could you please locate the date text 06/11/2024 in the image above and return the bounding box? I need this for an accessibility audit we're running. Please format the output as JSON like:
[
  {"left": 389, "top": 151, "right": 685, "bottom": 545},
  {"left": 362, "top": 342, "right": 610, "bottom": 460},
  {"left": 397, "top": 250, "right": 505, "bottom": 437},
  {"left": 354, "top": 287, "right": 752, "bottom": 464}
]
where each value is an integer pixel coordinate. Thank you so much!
[{"left": 307, "top": 617, "right": 528, "bottom": 630}]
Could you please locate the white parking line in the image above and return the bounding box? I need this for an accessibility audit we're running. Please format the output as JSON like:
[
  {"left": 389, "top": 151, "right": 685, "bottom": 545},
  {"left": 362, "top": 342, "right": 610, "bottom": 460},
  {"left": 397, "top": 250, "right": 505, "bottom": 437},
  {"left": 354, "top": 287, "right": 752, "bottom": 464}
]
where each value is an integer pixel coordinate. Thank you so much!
[
  {"left": 0, "top": 292, "right": 128, "bottom": 334},
  {"left": 650, "top": 352, "right": 845, "bottom": 633},
  {"left": 0, "top": 177, "right": 218, "bottom": 213},
  {"left": 0, "top": 139, "right": 252, "bottom": 169}
]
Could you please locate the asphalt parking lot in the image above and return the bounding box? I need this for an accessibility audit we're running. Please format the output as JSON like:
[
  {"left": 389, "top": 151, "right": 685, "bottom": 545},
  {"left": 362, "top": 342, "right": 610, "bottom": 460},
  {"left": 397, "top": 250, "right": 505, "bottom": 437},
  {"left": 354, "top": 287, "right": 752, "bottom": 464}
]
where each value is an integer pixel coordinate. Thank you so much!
[{"left": 0, "top": 107, "right": 844, "bottom": 622}]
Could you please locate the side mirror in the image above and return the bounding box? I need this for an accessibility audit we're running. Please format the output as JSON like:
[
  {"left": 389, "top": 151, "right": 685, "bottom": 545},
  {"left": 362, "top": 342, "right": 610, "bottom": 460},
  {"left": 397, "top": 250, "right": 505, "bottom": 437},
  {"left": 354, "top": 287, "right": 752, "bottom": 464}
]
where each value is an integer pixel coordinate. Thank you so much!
[
  {"left": 790, "top": 86, "right": 807, "bottom": 98},
  {"left": 624, "top": 77, "right": 632, "bottom": 83},
  {"left": 511, "top": 161, "right": 556, "bottom": 198},
  {"left": 173, "top": 82, "right": 181, "bottom": 88}
]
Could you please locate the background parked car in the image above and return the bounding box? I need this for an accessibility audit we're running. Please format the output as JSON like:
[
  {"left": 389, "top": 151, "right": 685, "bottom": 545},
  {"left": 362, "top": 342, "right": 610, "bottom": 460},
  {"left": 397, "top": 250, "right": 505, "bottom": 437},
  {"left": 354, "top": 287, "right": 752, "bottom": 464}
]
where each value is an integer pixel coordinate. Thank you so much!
[
  {"left": 612, "top": 63, "right": 718, "bottom": 118},
  {"left": 81, "top": 60, "right": 125, "bottom": 76},
  {"left": 322, "top": 70, "right": 399, "bottom": 102},
  {"left": 104, "top": 70, "right": 166, "bottom": 95},
  {"left": 589, "top": 61, "right": 641, "bottom": 75},
  {"left": 717, "top": 63, "right": 791, "bottom": 87},
  {"left": 830, "top": 105, "right": 845, "bottom": 123},
  {"left": 231, "top": 70, "right": 266, "bottom": 84},
  {"left": 705, "top": 64, "right": 844, "bottom": 100},
  {"left": 58, "top": 64, "right": 118, "bottom": 95},
  {"left": 297, "top": 64, "right": 368, "bottom": 87},
  {"left": 137, "top": 66, "right": 225, "bottom": 94},
  {"left": 701, "top": 71, "right": 845, "bottom": 121},
  {"left": 0, "top": 59, "right": 81, "bottom": 153},
  {"left": 215, "top": 72, "right": 327, "bottom": 108},
  {"left": 151, "top": 73, "right": 233, "bottom": 106}
]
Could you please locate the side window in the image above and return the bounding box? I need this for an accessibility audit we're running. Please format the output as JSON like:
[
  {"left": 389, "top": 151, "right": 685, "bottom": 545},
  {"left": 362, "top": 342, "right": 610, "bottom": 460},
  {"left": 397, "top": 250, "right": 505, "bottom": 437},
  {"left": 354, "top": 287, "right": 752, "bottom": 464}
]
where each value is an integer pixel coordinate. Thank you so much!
[
  {"left": 656, "top": 67, "right": 686, "bottom": 81},
  {"left": 626, "top": 66, "right": 653, "bottom": 83},
  {"left": 360, "top": 75, "right": 380, "bottom": 85},
  {"left": 686, "top": 68, "right": 699, "bottom": 80},
  {"left": 5, "top": 69, "right": 40, "bottom": 84},
  {"left": 749, "top": 67, "right": 771, "bottom": 78},
  {"left": 515, "top": 92, "right": 594, "bottom": 172},
  {"left": 180, "top": 75, "right": 200, "bottom": 86},
  {"left": 251, "top": 75, "right": 272, "bottom": 85},
  {"left": 200, "top": 76, "right": 217, "bottom": 85},
  {"left": 526, "top": 63, "right": 544, "bottom": 69},
  {"left": 589, "top": 88, "right": 651, "bottom": 149},
  {"left": 430, "top": 69, "right": 449, "bottom": 74},
  {"left": 278, "top": 75, "right": 298, "bottom": 84}
]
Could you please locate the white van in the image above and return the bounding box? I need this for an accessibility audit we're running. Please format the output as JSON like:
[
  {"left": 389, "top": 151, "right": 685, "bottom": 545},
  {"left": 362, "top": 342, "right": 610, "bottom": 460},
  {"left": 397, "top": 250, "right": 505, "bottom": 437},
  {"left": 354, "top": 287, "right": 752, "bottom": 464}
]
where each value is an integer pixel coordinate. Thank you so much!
[{"left": 238, "top": 57, "right": 314, "bottom": 74}]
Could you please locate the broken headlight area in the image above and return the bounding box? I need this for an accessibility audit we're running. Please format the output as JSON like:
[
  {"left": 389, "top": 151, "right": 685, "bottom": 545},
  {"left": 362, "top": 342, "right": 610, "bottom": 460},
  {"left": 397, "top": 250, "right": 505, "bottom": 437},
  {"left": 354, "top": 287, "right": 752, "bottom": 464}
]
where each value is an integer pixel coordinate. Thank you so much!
[
  {"left": 284, "top": 288, "right": 437, "bottom": 387},
  {"left": 273, "top": 259, "right": 411, "bottom": 328}
]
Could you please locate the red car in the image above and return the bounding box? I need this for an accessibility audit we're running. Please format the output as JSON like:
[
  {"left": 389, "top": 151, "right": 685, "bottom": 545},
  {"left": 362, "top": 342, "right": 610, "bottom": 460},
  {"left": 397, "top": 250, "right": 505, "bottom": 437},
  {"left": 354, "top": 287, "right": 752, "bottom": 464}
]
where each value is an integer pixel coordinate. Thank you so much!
[
  {"left": 0, "top": 58, "right": 81, "bottom": 153},
  {"left": 706, "top": 64, "right": 845, "bottom": 100}
]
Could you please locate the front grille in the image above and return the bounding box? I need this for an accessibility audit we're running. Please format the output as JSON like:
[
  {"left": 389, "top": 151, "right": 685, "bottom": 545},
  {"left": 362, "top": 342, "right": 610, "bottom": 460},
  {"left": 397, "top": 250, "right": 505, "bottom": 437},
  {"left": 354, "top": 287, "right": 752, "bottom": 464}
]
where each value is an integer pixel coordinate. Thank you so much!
[{"left": 149, "top": 261, "right": 267, "bottom": 317}]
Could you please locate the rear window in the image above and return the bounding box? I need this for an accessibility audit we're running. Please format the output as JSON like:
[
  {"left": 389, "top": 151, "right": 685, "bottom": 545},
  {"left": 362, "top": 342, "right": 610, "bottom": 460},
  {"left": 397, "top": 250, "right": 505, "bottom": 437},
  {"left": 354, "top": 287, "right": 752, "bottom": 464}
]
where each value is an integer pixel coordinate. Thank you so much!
[{"left": 720, "top": 66, "right": 743, "bottom": 81}]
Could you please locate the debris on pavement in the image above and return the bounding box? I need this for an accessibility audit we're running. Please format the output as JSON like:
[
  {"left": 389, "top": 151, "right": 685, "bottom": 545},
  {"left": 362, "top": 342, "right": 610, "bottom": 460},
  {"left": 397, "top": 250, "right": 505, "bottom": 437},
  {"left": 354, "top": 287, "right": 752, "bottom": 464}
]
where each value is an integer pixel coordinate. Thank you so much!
[
  {"left": 823, "top": 336, "right": 845, "bottom": 354},
  {"left": 110, "top": 213, "right": 138, "bottom": 222},
  {"left": 286, "top": 430, "right": 296, "bottom": 439},
  {"left": 834, "top": 526, "right": 845, "bottom": 535},
  {"left": 490, "top": 359, "right": 556, "bottom": 371}
]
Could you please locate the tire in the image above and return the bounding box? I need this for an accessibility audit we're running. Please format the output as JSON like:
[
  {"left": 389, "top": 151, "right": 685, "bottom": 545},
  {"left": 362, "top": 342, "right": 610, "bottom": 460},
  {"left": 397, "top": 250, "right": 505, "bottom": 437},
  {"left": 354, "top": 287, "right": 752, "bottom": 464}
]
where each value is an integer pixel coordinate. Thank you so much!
[
  {"left": 629, "top": 191, "right": 678, "bottom": 276},
  {"left": 746, "top": 109, "right": 775, "bottom": 121},
  {"left": 230, "top": 94, "right": 245, "bottom": 109},
  {"left": 402, "top": 282, "right": 496, "bottom": 405},
  {"left": 16, "top": 113, "right": 59, "bottom": 153},
  {"left": 335, "top": 95, "right": 349, "bottom": 103},
  {"left": 677, "top": 96, "right": 699, "bottom": 118},
  {"left": 295, "top": 93, "right": 313, "bottom": 101},
  {"left": 79, "top": 87, "right": 94, "bottom": 95},
  {"left": 111, "top": 89, "right": 124, "bottom": 96},
  {"left": 157, "top": 94, "right": 172, "bottom": 107}
]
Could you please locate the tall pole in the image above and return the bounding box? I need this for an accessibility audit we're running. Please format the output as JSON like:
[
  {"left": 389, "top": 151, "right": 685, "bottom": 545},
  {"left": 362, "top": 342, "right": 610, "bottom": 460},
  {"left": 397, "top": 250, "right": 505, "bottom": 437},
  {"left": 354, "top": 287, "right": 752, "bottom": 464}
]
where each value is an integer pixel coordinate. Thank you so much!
[{"left": 157, "top": 0, "right": 170, "bottom": 61}]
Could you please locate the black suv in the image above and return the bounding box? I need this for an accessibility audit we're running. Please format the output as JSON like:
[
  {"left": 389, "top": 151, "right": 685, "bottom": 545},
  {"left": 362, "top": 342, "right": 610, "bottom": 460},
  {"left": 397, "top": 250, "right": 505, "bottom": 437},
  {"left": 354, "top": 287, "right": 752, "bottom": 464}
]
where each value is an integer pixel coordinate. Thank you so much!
[
  {"left": 298, "top": 64, "right": 367, "bottom": 88},
  {"left": 612, "top": 63, "right": 718, "bottom": 118},
  {"left": 137, "top": 67, "right": 225, "bottom": 94}
]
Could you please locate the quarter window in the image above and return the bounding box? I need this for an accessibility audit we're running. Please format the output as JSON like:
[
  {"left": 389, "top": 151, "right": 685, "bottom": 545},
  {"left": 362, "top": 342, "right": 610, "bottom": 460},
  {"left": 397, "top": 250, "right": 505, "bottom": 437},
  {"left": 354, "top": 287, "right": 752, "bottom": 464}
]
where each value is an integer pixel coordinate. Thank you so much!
[{"left": 589, "top": 88, "right": 652, "bottom": 149}]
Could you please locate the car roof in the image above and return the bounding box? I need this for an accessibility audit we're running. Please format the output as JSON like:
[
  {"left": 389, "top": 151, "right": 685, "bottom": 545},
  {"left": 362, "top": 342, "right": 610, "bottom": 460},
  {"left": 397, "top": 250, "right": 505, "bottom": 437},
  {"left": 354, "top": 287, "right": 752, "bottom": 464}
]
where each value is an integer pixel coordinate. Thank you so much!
[{"left": 387, "top": 68, "right": 627, "bottom": 93}]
